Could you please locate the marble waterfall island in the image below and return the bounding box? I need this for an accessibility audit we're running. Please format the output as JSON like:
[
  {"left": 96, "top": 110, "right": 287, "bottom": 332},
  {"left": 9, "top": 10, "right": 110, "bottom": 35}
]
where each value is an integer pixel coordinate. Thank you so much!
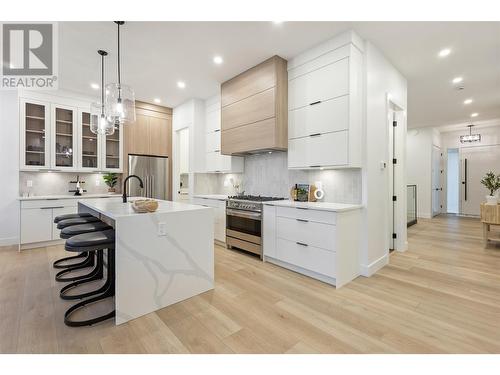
[{"left": 78, "top": 197, "right": 214, "bottom": 325}]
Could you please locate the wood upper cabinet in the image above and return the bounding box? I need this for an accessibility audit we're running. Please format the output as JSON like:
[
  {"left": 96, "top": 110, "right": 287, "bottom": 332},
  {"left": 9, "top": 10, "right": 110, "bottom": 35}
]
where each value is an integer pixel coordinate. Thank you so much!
[
  {"left": 123, "top": 101, "right": 173, "bottom": 199},
  {"left": 221, "top": 55, "right": 288, "bottom": 155}
]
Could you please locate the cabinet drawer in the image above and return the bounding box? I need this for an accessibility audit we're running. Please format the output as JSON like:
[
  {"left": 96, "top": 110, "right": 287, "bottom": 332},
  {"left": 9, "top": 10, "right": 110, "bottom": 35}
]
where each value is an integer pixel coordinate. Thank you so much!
[
  {"left": 276, "top": 206, "right": 336, "bottom": 225},
  {"left": 288, "top": 58, "right": 349, "bottom": 110},
  {"left": 21, "top": 199, "right": 78, "bottom": 209},
  {"left": 221, "top": 117, "right": 277, "bottom": 155},
  {"left": 277, "top": 216, "right": 335, "bottom": 251},
  {"left": 20, "top": 208, "right": 53, "bottom": 244},
  {"left": 288, "top": 130, "right": 348, "bottom": 168},
  {"left": 205, "top": 109, "right": 221, "bottom": 133},
  {"left": 221, "top": 58, "right": 276, "bottom": 107},
  {"left": 276, "top": 238, "right": 336, "bottom": 278},
  {"left": 222, "top": 87, "right": 275, "bottom": 131},
  {"left": 206, "top": 131, "right": 221, "bottom": 152},
  {"left": 288, "top": 95, "right": 349, "bottom": 139}
]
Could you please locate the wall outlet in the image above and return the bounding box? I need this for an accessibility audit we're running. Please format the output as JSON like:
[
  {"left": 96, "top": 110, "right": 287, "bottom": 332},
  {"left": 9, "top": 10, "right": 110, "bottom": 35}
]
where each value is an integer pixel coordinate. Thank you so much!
[
  {"left": 26, "top": 180, "right": 33, "bottom": 187},
  {"left": 158, "top": 222, "right": 167, "bottom": 236},
  {"left": 95, "top": 178, "right": 100, "bottom": 186}
]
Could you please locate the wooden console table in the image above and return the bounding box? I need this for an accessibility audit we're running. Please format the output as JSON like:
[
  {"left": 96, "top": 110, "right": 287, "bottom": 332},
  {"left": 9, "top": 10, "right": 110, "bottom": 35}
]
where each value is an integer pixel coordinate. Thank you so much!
[{"left": 480, "top": 203, "right": 500, "bottom": 247}]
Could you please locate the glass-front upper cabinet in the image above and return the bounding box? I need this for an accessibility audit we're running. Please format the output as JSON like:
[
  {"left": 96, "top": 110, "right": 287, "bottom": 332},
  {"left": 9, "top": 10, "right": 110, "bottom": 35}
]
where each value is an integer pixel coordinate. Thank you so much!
[
  {"left": 101, "top": 122, "right": 123, "bottom": 172},
  {"left": 78, "top": 110, "right": 100, "bottom": 171},
  {"left": 20, "top": 99, "right": 50, "bottom": 170},
  {"left": 51, "top": 104, "right": 77, "bottom": 170}
]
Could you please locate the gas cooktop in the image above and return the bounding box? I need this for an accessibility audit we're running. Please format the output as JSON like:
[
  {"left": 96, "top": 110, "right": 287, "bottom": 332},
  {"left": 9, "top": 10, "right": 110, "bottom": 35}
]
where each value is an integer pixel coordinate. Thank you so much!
[{"left": 228, "top": 195, "right": 286, "bottom": 202}]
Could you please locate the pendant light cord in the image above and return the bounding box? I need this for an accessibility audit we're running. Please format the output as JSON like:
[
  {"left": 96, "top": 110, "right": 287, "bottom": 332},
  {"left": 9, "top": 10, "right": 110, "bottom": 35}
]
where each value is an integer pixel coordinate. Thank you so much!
[
  {"left": 117, "top": 22, "right": 121, "bottom": 87},
  {"left": 101, "top": 53, "right": 105, "bottom": 115}
]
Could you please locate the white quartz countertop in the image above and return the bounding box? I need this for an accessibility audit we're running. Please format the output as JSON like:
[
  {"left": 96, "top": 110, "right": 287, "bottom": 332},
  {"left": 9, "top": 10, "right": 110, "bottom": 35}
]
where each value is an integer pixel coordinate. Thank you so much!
[
  {"left": 18, "top": 193, "right": 121, "bottom": 201},
  {"left": 192, "top": 194, "right": 228, "bottom": 201},
  {"left": 80, "top": 197, "right": 212, "bottom": 219},
  {"left": 263, "top": 200, "right": 363, "bottom": 212}
]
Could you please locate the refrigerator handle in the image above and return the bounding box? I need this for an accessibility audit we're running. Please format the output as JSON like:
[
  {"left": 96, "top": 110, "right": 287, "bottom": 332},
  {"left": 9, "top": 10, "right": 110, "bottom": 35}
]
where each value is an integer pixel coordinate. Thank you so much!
[{"left": 151, "top": 175, "right": 155, "bottom": 198}]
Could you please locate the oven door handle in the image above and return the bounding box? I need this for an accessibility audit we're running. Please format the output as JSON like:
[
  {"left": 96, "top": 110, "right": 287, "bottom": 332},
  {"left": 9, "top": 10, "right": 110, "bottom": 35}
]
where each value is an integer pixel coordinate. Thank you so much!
[{"left": 226, "top": 208, "right": 262, "bottom": 221}]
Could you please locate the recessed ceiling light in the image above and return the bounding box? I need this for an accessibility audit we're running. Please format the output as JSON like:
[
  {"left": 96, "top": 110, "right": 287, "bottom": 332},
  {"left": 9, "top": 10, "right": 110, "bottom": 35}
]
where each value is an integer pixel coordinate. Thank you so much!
[
  {"left": 213, "top": 55, "right": 223, "bottom": 65},
  {"left": 464, "top": 98, "right": 473, "bottom": 105},
  {"left": 154, "top": 98, "right": 161, "bottom": 104},
  {"left": 90, "top": 83, "right": 99, "bottom": 90},
  {"left": 272, "top": 21, "right": 284, "bottom": 25},
  {"left": 438, "top": 48, "right": 451, "bottom": 57},
  {"left": 471, "top": 113, "right": 478, "bottom": 118},
  {"left": 452, "top": 76, "right": 463, "bottom": 84},
  {"left": 177, "top": 81, "right": 186, "bottom": 89}
]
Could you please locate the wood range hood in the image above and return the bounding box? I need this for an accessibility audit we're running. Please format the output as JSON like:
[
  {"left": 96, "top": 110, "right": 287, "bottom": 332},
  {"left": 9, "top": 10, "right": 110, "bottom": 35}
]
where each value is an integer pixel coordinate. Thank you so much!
[{"left": 220, "top": 55, "right": 288, "bottom": 156}]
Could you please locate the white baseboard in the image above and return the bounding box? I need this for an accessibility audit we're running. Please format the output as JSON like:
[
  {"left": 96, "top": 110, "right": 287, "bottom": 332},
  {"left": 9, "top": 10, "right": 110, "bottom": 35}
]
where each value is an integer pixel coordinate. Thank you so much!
[
  {"left": 417, "top": 213, "right": 432, "bottom": 219},
  {"left": 0, "top": 236, "right": 19, "bottom": 247},
  {"left": 360, "top": 253, "right": 389, "bottom": 277}
]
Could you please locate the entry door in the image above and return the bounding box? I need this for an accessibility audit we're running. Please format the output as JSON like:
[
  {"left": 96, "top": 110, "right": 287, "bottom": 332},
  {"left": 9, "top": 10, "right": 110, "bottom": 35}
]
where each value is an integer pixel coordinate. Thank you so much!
[
  {"left": 431, "top": 145, "right": 442, "bottom": 216},
  {"left": 460, "top": 145, "right": 500, "bottom": 216}
]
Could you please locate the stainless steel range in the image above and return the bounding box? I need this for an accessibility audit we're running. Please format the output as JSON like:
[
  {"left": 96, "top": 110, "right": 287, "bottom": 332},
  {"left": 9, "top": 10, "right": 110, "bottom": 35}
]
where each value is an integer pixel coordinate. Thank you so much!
[{"left": 226, "top": 195, "right": 285, "bottom": 258}]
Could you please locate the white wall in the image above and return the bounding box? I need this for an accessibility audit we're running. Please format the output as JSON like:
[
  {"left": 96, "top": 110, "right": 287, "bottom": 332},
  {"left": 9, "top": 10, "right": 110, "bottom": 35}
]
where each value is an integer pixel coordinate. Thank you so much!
[
  {"left": 362, "top": 41, "right": 408, "bottom": 275},
  {"left": 0, "top": 91, "right": 20, "bottom": 246}
]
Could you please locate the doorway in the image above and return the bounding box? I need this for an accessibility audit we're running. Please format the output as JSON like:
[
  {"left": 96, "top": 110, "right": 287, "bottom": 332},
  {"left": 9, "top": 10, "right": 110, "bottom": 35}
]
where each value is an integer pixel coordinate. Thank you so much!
[
  {"left": 460, "top": 144, "right": 500, "bottom": 216},
  {"left": 431, "top": 145, "right": 443, "bottom": 217},
  {"left": 174, "top": 127, "right": 190, "bottom": 202}
]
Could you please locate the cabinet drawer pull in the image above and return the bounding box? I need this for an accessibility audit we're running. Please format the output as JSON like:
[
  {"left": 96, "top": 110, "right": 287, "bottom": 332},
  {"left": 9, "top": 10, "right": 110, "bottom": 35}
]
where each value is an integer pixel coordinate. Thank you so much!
[
  {"left": 40, "top": 206, "right": 64, "bottom": 209},
  {"left": 214, "top": 129, "right": 221, "bottom": 132},
  {"left": 296, "top": 207, "right": 308, "bottom": 210},
  {"left": 309, "top": 133, "right": 322, "bottom": 137},
  {"left": 296, "top": 242, "right": 308, "bottom": 247},
  {"left": 309, "top": 100, "right": 322, "bottom": 106},
  {"left": 214, "top": 149, "right": 220, "bottom": 153},
  {"left": 296, "top": 218, "right": 309, "bottom": 223},
  {"left": 309, "top": 165, "right": 322, "bottom": 168}
]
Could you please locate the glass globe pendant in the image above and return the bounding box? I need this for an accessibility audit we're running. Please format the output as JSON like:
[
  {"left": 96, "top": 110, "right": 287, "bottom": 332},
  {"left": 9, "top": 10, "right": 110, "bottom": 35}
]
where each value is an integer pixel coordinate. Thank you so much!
[
  {"left": 90, "top": 50, "right": 115, "bottom": 136},
  {"left": 105, "top": 21, "right": 136, "bottom": 124}
]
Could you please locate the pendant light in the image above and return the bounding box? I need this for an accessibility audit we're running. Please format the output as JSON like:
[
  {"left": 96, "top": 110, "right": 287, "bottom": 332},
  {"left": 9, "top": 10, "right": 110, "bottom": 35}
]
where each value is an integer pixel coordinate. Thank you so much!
[
  {"left": 90, "top": 50, "right": 115, "bottom": 135},
  {"left": 460, "top": 124, "right": 481, "bottom": 143},
  {"left": 105, "top": 21, "right": 136, "bottom": 124}
]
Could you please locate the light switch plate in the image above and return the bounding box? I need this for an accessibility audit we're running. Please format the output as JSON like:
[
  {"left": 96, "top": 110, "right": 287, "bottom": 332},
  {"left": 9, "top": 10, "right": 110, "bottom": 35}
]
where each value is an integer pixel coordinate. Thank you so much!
[{"left": 158, "top": 222, "right": 167, "bottom": 236}]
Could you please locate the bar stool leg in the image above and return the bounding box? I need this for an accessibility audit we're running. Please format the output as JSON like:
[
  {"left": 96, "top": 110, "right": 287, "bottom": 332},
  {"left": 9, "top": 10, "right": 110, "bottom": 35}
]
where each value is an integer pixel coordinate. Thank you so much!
[
  {"left": 64, "top": 248, "right": 116, "bottom": 327},
  {"left": 53, "top": 252, "right": 90, "bottom": 269},
  {"left": 55, "top": 252, "right": 96, "bottom": 282},
  {"left": 59, "top": 250, "right": 105, "bottom": 300}
]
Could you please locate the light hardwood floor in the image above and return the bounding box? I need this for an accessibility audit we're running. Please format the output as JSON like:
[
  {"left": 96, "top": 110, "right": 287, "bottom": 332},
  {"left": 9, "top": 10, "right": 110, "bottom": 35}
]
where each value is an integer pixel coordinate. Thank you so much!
[{"left": 1, "top": 215, "right": 499, "bottom": 353}]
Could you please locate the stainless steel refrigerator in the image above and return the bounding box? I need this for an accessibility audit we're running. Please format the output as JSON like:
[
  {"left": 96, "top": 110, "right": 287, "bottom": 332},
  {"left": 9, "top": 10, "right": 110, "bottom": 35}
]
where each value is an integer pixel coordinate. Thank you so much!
[{"left": 128, "top": 154, "right": 169, "bottom": 200}]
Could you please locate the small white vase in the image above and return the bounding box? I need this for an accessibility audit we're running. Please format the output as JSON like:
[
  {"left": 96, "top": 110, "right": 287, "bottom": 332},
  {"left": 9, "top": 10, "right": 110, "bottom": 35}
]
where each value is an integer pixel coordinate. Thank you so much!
[{"left": 486, "top": 195, "right": 498, "bottom": 205}]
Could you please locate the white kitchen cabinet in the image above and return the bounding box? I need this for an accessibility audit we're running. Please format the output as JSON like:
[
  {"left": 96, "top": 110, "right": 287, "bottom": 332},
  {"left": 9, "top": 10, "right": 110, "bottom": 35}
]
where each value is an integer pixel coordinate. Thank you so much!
[
  {"left": 20, "top": 98, "right": 51, "bottom": 170},
  {"left": 262, "top": 203, "right": 361, "bottom": 288},
  {"left": 19, "top": 91, "right": 124, "bottom": 173},
  {"left": 287, "top": 33, "right": 363, "bottom": 169},
  {"left": 78, "top": 109, "right": 101, "bottom": 172},
  {"left": 288, "top": 131, "right": 349, "bottom": 168},
  {"left": 20, "top": 207, "right": 54, "bottom": 244},
  {"left": 204, "top": 95, "right": 244, "bottom": 173},
  {"left": 51, "top": 104, "right": 78, "bottom": 171},
  {"left": 191, "top": 197, "right": 226, "bottom": 243}
]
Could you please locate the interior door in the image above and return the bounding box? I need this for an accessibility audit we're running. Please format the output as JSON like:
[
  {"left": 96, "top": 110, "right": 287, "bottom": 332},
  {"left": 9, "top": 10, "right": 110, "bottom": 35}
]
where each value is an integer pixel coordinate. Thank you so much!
[
  {"left": 460, "top": 145, "right": 500, "bottom": 216},
  {"left": 431, "top": 145, "right": 442, "bottom": 217}
]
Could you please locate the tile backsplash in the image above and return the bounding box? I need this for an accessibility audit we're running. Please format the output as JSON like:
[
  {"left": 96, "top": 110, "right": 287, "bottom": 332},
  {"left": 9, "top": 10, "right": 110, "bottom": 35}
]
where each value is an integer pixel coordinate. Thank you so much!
[
  {"left": 19, "top": 172, "right": 122, "bottom": 196},
  {"left": 194, "top": 152, "right": 362, "bottom": 204}
]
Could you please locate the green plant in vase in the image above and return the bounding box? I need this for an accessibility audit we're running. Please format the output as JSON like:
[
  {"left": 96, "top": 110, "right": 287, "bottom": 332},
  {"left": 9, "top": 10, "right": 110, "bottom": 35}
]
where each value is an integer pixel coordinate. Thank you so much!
[
  {"left": 103, "top": 173, "right": 118, "bottom": 193},
  {"left": 480, "top": 171, "right": 500, "bottom": 205}
]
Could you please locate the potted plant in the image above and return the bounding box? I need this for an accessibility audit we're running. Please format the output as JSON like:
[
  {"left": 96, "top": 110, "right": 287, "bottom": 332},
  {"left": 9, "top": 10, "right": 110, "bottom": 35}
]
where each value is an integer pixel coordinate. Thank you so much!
[
  {"left": 103, "top": 173, "right": 118, "bottom": 193},
  {"left": 480, "top": 171, "right": 500, "bottom": 205}
]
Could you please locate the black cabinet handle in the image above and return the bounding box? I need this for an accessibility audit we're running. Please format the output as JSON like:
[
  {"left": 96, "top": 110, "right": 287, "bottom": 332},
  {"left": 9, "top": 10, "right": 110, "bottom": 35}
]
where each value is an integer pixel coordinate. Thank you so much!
[
  {"left": 309, "top": 133, "right": 321, "bottom": 137},
  {"left": 296, "top": 242, "right": 308, "bottom": 247},
  {"left": 296, "top": 218, "right": 309, "bottom": 223},
  {"left": 214, "top": 129, "right": 220, "bottom": 132},
  {"left": 309, "top": 101, "right": 321, "bottom": 106},
  {"left": 41, "top": 206, "right": 64, "bottom": 209}
]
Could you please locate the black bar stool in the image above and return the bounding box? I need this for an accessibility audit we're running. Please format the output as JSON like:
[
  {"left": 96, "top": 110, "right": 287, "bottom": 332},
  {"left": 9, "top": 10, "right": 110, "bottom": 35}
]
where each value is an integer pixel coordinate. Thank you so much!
[
  {"left": 53, "top": 214, "right": 100, "bottom": 270},
  {"left": 63, "top": 229, "right": 116, "bottom": 327},
  {"left": 54, "top": 216, "right": 102, "bottom": 282},
  {"left": 59, "top": 221, "right": 112, "bottom": 300}
]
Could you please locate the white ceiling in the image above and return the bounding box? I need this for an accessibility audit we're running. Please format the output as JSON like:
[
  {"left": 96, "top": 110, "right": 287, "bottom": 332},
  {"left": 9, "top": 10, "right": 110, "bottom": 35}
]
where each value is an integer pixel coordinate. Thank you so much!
[{"left": 58, "top": 21, "right": 500, "bottom": 128}]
